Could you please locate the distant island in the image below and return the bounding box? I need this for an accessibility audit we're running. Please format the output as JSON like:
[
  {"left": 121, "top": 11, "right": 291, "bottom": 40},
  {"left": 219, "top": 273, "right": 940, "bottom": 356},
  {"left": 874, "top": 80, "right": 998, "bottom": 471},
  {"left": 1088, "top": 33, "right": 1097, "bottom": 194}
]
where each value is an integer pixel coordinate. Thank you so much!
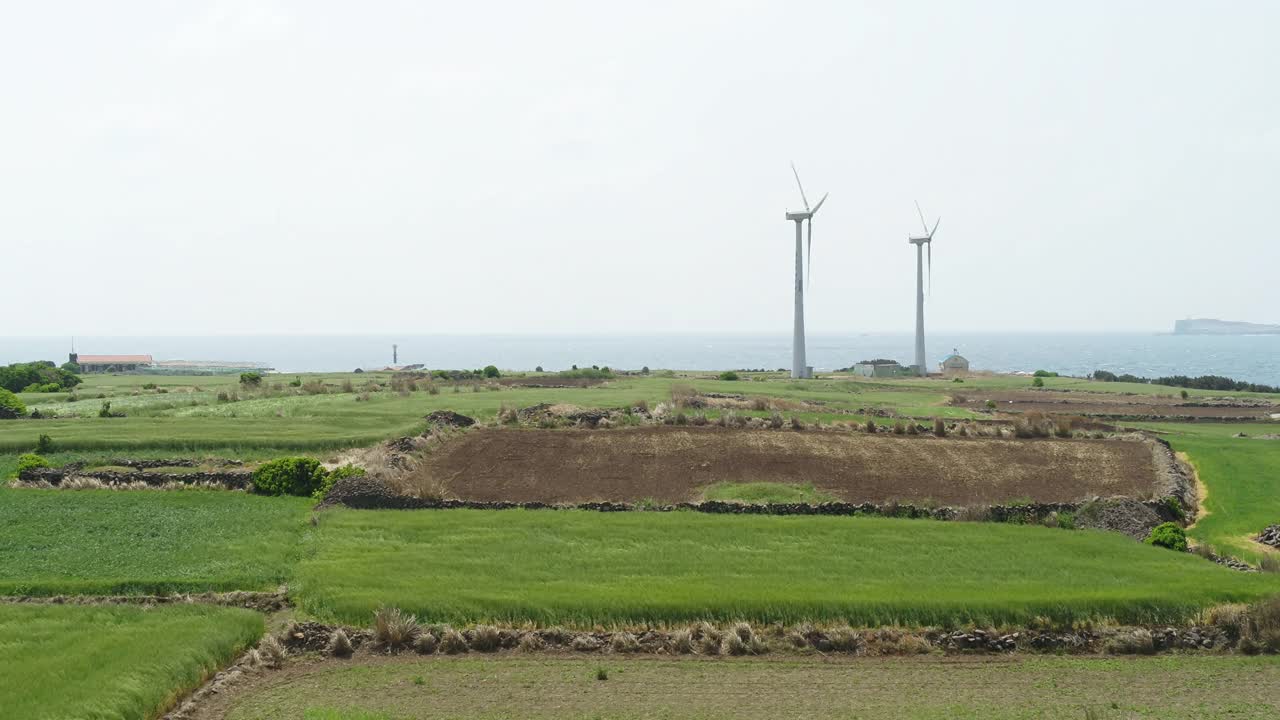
[{"left": 1173, "top": 318, "right": 1280, "bottom": 335}]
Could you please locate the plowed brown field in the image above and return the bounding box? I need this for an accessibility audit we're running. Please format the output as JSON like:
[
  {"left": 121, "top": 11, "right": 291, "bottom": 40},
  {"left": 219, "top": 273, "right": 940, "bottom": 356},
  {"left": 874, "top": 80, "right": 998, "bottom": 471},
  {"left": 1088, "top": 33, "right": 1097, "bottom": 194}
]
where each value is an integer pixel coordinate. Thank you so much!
[{"left": 414, "top": 426, "right": 1156, "bottom": 505}]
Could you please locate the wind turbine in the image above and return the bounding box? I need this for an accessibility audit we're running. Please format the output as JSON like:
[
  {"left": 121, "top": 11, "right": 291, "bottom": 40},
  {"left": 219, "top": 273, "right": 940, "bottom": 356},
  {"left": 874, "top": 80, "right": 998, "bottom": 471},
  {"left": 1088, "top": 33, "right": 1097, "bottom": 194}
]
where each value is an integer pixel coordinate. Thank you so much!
[
  {"left": 908, "top": 201, "right": 940, "bottom": 377},
  {"left": 784, "top": 163, "right": 828, "bottom": 379}
]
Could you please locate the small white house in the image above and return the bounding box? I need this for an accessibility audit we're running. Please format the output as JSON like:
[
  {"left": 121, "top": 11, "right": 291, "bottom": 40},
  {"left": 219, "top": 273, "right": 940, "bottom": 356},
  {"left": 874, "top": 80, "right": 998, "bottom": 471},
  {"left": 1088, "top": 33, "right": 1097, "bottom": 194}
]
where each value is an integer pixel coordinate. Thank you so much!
[{"left": 939, "top": 349, "right": 970, "bottom": 376}]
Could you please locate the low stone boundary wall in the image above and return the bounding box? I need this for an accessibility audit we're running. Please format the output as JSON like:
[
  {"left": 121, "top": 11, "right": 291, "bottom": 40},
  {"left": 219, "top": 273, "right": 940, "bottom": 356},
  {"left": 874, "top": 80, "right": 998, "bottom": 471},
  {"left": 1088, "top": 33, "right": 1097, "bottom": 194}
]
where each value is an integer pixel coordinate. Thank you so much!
[
  {"left": 319, "top": 475, "right": 1184, "bottom": 524},
  {"left": 18, "top": 466, "right": 252, "bottom": 489},
  {"left": 0, "top": 590, "right": 287, "bottom": 612}
]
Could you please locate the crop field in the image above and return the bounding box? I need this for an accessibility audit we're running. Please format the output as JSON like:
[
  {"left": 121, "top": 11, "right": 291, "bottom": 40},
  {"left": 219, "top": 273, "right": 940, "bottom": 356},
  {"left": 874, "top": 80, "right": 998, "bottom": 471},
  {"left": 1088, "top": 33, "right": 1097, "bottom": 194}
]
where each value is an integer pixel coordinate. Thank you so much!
[
  {"left": 0, "top": 487, "right": 311, "bottom": 595},
  {"left": 418, "top": 426, "right": 1159, "bottom": 505},
  {"left": 293, "top": 508, "right": 1280, "bottom": 627},
  {"left": 200, "top": 655, "right": 1280, "bottom": 720},
  {"left": 0, "top": 603, "right": 262, "bottom": 720},
  {"left": 1131, "top": 422, "right": 1280, "bottom": 562},
  {"left": 0, "top": 373, "right": 975, "bottom": 453}
]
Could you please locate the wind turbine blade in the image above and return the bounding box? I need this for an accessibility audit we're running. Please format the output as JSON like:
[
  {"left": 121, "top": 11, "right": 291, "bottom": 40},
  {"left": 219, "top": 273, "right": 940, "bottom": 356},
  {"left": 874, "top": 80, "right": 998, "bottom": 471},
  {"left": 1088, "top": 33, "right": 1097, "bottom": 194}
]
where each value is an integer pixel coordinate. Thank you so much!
[
  {"left": 791, "top": 162, "right": 810, "bottom": 211},
  {"left": 806, "top": 218, "right": 813, "bottom": 289},
  {"left": 811, "top": 192, "right": 828, "bottom": 215},
  {"left": 930, "top": 217, "right": 941, "bottom": 238},
  {"left": 915, "top": 201, "right": 929, "bottom": 236}
]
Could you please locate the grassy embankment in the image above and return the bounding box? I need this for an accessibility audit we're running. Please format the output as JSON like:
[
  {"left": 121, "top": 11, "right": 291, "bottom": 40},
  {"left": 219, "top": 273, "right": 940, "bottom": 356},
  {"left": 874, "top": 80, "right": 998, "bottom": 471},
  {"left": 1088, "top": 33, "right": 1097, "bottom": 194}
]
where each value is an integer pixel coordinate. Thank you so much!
[
  {"left": 221, "top": 655, "right": 1280, "bottom": 720},
  {"left": 0, "top": 603, "right": 262, "bottom": 720},
  {"left": 294, "top": 509, "right": 1280, "bottom": 628},
  {"left": 0, "top": 486, "right": 311, "bottom": 595}
]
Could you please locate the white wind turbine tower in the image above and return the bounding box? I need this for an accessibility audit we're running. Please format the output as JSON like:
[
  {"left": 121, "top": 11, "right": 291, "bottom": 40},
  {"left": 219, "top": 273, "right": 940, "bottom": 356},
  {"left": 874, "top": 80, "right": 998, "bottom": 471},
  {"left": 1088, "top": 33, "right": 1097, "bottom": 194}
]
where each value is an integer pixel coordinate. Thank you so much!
[
  {"left": 784, "top": 163, "right": 828, "bottom": 379},
  {"left": 908, "top": 201, "right": 940, "bottom": 376}
]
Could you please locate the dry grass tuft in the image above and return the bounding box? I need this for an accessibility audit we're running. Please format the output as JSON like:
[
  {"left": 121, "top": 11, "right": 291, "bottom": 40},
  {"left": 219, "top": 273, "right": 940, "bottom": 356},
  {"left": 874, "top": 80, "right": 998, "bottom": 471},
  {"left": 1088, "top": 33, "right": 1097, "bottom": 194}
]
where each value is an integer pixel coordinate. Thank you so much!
[
  {"left": 413, "top": 632, "right": 439, "bottom": 654},
  {"left": 517, "top": 632, "right": 546, "bottom": 652},
  {"left": 438, "top": 627, "right": 469, "bottom": 654},
  {"left": 1104, "top": 628, "right": 1155, "bottom": 655},
  {"left": 468, "top": 625, "right": 501, "bottom": 652},
  {"left": 257, "top": 635, "right": 287, "bottom": 668},
  {"left": 1240, "top": 595, "right": 1280, "bottom": 654},
  {"left": 373, "top": 607, "right": 419, "bottom": 651},
  {"left": 326, "top": 628, "right": 353, "bottom": 657},
  {"left": 540, "top": 626, "right": 573, "bottom": 645},
  {"left": 669, "top": 629, "right": 695, "bottom": 654},
  {"left": 828, "top": 627, "right": 864, "bottom": 653},
  {"left": 609, "top": 632, "right": 640, "bottom": 653}
]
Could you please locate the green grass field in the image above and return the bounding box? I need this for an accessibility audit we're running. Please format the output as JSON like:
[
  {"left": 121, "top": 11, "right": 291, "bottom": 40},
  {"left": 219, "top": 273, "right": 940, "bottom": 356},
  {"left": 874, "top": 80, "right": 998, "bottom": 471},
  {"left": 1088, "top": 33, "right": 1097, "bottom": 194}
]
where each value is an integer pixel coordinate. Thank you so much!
[
  {"left": 293, "top": 509, "right": 1280, "bottom": 628},
  {"left": 220, "top": 655, "right": 1280, "bottom": 720},
  {"left": 0, "top": 603, "right": 262, "bottom": 720},
  {"left": 1134, "top": 422, "right": 1280, "bottom": 561},
  {"left": 0, "top": 487, "right": 311, "bottom": 595}
]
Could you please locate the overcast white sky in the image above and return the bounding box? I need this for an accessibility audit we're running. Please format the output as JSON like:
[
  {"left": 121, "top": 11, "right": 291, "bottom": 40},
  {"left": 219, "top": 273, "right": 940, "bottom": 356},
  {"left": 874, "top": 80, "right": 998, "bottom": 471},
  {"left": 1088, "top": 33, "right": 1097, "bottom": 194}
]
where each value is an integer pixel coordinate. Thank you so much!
[{"left": 2, "top": 1, "right": 1277, "bottom": 336}]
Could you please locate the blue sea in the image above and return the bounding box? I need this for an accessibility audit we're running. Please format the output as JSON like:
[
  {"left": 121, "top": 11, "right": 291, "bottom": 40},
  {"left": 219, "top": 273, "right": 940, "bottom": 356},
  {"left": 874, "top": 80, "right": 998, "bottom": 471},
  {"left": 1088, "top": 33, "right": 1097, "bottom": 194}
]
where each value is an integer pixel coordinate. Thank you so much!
[{"left": 3, "top": 333, "right": 1279, "bottom": 386}]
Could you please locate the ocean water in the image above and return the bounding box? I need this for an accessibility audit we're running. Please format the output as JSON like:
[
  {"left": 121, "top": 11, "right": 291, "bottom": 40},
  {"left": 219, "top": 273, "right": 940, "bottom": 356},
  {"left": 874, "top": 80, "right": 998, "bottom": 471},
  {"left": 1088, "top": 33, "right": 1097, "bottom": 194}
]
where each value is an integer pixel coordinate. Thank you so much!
[{"left": 3, "top": 333, "right": 1279, "bottom": 386}]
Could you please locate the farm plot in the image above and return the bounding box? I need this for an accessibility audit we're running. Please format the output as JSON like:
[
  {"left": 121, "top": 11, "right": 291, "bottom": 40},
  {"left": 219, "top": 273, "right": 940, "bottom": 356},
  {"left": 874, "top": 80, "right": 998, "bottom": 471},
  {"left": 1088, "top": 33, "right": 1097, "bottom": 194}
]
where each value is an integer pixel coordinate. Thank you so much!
[
  {"left": 293, "top": 509, "right": 1280, "bottom": 627},
  {"left": 0, "top": 487, "right": 311, "bottom": 595},
  {"left": 411, "top": 426, "right": 1159, "bottom": 505},
  {"left": 201, "top": 654, "right": 1280, "bottom": 720},
  {"left": 0, "top": 603, "right": 262, "bottom": 720},
  {"left": 953, "top": 389, "right": 1280, "bottom": 420}
]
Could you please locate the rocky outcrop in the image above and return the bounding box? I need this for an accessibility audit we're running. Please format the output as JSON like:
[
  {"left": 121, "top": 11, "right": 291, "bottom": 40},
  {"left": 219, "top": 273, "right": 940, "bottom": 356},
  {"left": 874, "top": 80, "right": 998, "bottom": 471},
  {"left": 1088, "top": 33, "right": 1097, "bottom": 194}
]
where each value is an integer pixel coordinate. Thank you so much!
[{"left": 1257, "top": 525, "right": 1280, "bottom": 549}]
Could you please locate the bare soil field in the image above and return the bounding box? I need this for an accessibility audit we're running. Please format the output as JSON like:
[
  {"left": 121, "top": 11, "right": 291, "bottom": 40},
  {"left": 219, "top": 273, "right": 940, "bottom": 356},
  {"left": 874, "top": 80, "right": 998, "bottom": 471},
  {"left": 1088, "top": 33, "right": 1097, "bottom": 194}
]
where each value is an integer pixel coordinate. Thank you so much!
[
  {"left": 410, "top": 426, "right": 1157, "bottom": 505},
  {"left": 189, "top": 654, "right": 1280, "bottom": 720},
  {"left": 956, "top": 390, "right": 1280, "bottom": 420}
]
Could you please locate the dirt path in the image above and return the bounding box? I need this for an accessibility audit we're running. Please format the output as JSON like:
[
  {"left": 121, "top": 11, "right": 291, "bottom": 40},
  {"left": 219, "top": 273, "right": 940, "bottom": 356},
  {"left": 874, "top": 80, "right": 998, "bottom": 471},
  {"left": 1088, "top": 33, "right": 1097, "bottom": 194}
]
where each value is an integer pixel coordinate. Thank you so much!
[
  {"left": 408, "top": 426, "right": 1159, "bottom": 505},
  {"left": 1180, "top": 451, "right": 1211, "bottom": 530},
  {"left": 190, "top": 653, "right": 1280, "bottom": 720}
]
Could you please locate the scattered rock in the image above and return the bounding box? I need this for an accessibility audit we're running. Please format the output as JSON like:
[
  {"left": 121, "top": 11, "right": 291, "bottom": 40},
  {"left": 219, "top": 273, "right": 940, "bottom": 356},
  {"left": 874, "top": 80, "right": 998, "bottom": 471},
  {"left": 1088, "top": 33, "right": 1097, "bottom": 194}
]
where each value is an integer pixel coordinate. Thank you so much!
[{"left": 1257, "top": 524, "right": 1280, "bottom": 549}]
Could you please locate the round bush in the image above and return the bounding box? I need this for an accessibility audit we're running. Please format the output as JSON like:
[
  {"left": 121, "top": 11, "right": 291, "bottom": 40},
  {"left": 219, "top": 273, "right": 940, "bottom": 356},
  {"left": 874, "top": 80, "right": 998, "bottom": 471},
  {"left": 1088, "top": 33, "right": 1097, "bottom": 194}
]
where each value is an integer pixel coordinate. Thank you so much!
[
  {"left": 1145, "top": 522, "right": 1188, "bottom": 552},
  {"left": 0, "top": 388, "right": 26, "bottom": 419},
  {"left": 15, "top": 453, "right": 50, "bottom": 479},
  {"left": 252, "top": 457, "right": 327, "bottom": 497},
  {"left": 718, "top": 371, "right": 740, "bottom": 381}
]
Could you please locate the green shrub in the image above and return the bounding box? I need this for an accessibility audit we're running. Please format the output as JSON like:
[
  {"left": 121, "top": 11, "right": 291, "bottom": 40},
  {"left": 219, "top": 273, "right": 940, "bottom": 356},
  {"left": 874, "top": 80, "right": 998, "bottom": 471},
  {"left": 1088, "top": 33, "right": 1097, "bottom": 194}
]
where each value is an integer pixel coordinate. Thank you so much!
[
  {"left": 15, "top": 453, "right": 50, "bottom": 478},
  {"left": 1032, "top": 377, "right": 1045, "bottom": 388},
  {"left": 21, "top": 383, "right": 62, "bottom": 393},
  {"left": 0, "top": 388, "right": 27, "bottom": 419},
  {"left": 984, "top": 399, "right": 996, "bottom": 410},
  {"left": 718, "top": 371, "right": 740, "bottom": 381},
  {"left": 1145, "top": 522, "right": 1188, "bottom": 552},
  {"left": 1180, "top": 389, "right": 1189, "bottom": 400},
  {"left": 313, "top": 464, "right": 366, "bottom": 501},
  {"left": 482, "top": 365, "right": 500, "bottom": 379},
  {"left": 289, "top": 377, "right": 303, "bottom": 387},
  {"left": 239, "top": 372, "right": 263, "bottom": 387},
  {"left": 97, "top": 401, "right": 116, "bottom": 418},
  {"left": 252, "top": 457, "right": 327, "bottom": 497},
  {"left": 1033, "top": 370, "right": 1058, "bottom": 378},
  {"left": 1160, "top": 496, "right": 1187, "bottom": 522},
  {"left": 141, "top": 383, "right": 158, "bottom": 390},
  {"left": 35, "top": 434, "right": 54, "bottom": 454}
]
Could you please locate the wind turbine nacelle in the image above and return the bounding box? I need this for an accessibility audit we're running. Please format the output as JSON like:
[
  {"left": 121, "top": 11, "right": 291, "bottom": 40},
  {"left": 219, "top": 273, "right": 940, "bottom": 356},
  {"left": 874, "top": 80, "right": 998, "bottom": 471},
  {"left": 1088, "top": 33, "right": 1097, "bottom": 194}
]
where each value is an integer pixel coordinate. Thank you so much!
[
  {"left": 786, "top": 211, "right": 813, "bottom": 221},
  {"left": 908, "top": 236, "right": 931, "bottom": 244}
]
